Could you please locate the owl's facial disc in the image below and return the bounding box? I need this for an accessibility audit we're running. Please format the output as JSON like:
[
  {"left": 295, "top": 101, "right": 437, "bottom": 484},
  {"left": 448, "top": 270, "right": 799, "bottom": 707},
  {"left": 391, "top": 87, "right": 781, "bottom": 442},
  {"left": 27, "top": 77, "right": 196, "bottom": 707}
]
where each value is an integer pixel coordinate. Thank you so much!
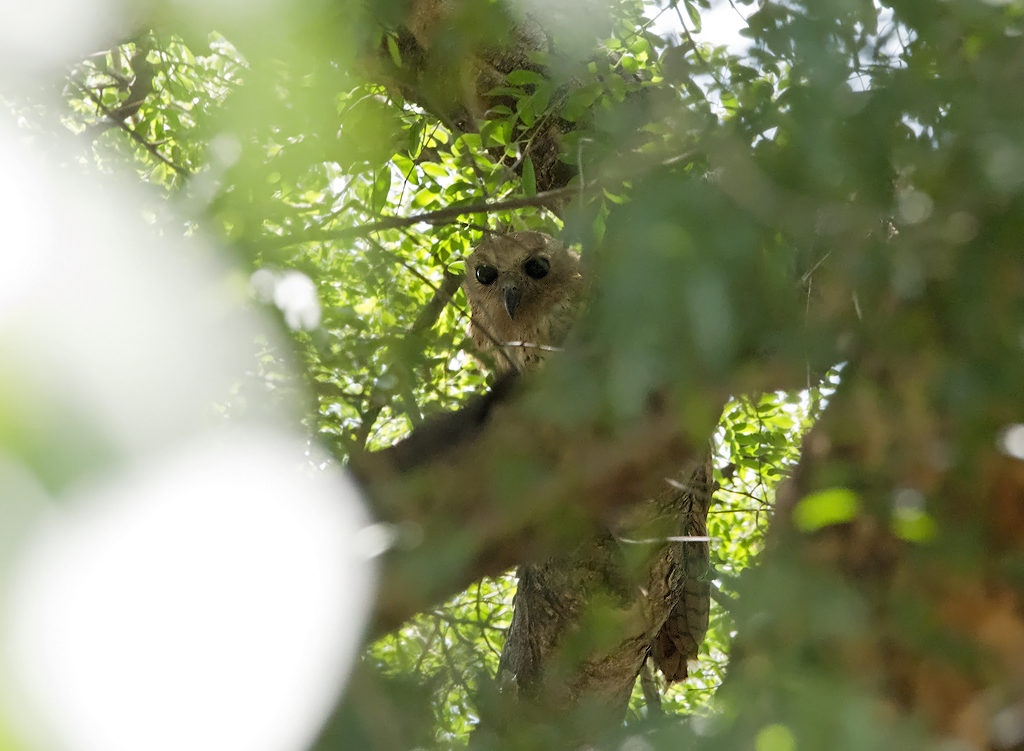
[{"left": 503, "top": 284, "right": 522, "bottom": 320}]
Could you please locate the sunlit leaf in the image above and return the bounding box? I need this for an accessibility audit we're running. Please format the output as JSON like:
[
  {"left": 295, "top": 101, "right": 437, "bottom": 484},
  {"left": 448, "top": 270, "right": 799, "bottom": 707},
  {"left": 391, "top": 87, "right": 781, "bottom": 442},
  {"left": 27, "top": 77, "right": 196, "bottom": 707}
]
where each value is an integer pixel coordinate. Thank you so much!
[
  {"left": 522, "top": 155, "right": 536, "bottom": 196},
  {"left": 793, "top": 488, "right": 861, "bottom": 533}
]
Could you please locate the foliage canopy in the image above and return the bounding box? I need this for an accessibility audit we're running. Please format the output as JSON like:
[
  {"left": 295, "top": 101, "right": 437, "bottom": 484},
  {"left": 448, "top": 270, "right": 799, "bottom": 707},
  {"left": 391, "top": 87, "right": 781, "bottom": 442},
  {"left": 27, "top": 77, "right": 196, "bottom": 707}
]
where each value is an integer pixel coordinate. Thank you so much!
[{"left": 5, "top": 0, "right": 1024, "bottom": 748}]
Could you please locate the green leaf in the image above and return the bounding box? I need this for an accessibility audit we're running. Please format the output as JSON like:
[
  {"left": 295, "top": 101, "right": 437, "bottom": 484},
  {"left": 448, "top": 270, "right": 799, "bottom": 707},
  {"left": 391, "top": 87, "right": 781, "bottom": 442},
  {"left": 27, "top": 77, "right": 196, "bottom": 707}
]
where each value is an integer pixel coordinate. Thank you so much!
[
  {"left": 480, "top": 120, "right": 506, "bottom": 147},
  {"left": 385, "top": 33, "right": 402, "bottom": 68},
  {"left": 517, "top": 96, "right": 535, "bottom": 127},
  {"left": 891, "top": 507, "right": 938, "bottom": 543},
  {"left": 562, "top": 83, "right": 603, "bottom": 122},
  {"left": 522, "top": 155, "right": 536, "bottom": 196},
  {"left": 485, "top": 86, "right": 522, "bottom": 98},
  {"left": 353, "top": 297, "right": 377, "bottom": 316},
  {"left": 412, "top": 187, "right": 438, "bottom": 207},
  {"left": 420, "top": 162, "right": 449, "bottom": 179},
  {"left": 505, "top": 69, "right": 545, "bottom": 86},
  {"left": 607, "top": 74, "right": 626, "bottom": 103},
  {"left": 793, "top": 488, "right": 861, "bottom": 532},
  {"left": 392, "top": 154, "right": 416, "bottom": 181},
  {"left": 685, "top": 0, "right": 702, "bottom": 32},
  {"left": 532, "top": 83, "right": 553, "bottom": 117},
  {"left": 371, "top": 168, "right": 391, "bottom": 210},
  {"left": 756, "top": 724, "right": 796, "bottom": 751}
]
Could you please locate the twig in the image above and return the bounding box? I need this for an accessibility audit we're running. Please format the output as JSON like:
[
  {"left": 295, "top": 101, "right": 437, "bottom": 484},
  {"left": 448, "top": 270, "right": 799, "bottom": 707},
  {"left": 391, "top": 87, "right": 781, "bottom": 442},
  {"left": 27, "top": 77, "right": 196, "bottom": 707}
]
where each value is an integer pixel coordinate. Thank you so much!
[
  {"left": 348, "top": 269, "right": 465, "bottom": 448},
  {"left": 410, "top": 269, "right": 464, "bottom": 333},
  {"left": 73, "top": 81, "right": 189, "bottom": 176},
  {"left": 616, "top": 535, "right": 718, "bottom": 545},
  {"left": 265, "top": 187, "right": 576, "bottom": 248},
  {"left": 710, "top": 581, "right": 736, "bottom": 609}
]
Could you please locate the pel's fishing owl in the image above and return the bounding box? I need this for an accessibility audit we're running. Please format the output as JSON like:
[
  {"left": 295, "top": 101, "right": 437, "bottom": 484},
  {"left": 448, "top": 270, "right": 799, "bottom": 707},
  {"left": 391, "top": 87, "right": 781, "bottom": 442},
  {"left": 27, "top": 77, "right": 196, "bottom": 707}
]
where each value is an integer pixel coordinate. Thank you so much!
[
  {"left": 463, "top": 230, "right": 582, "bottom": 376},
  {"left": 462, "top": 229, "right": 711, "bottom": 686}
]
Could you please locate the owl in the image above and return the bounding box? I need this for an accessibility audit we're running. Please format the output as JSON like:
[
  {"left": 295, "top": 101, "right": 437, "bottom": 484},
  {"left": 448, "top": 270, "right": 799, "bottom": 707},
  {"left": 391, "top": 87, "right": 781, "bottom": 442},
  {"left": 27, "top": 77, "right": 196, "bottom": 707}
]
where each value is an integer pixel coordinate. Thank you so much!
[
  {"left": 463, "top": 229, "right": 712, "bottom": 689},
  {"left": 463, "top": 230, "right": 582, "bottom": 376}
]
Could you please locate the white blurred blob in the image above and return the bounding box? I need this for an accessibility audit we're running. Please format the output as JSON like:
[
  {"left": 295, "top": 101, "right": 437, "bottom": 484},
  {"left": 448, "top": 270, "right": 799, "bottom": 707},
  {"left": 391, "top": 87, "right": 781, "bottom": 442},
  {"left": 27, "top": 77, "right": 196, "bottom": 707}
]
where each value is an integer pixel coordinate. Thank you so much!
[
  {"left": 892, "top": 487, "right": 925, "bottom": 512},
  {"left": 998, "top": 424, "right": 1024, "bottom": 461},
  {"left": 509, "top": 0, "right": 617, "bottom": 60},
  {"left": 210, "top": 133, "right": 243, "bottom": 167},
  {"left": 0, "top": 457, "right": 51, "bottom": 567},
  {"left": 250, "top": 268, "right": 279, "bottom": 302},
  {"left": 0, "top": 0, "right": 119, "bottom": 73},
  {"left": 982, "top": 137, "right": 1024, "bottom": 194},
  {"left": 6, "top": 430, "right": 374, "bottom": 751},
  {"left": 186, "top": 134, "right": 246, "bottom": 210},
  {"left": 0, "top": 108, "right": 372, "bottom": 751},
  {"left": 172, "top": 0, "right": 280, "bottom": 16},
  {"left": 0, "top": 125, "right": 259, "bottom": 456},
  {"left": 354, "top": 522, "right": 399, "bottom": 558},
  {"left": 690, "top": 712, "right": 717, "bottom": 737},
  {"left": 897, "top": 187, "right": 934, "bottom": 225},
  {"left": 273, "top": 271, "right": 322, "bottom": 330},
  {"left": 992, "top": 703, "right": 1024, "bottom": 748},
  {"left": 648, "top": 0, "right": 752, "bottom": 54},
  {"left": 619, "top": 734, "right": 655, "bottom": 751},
  {"left": 248, "top": 269, "right": 322, "bottom": 330}
]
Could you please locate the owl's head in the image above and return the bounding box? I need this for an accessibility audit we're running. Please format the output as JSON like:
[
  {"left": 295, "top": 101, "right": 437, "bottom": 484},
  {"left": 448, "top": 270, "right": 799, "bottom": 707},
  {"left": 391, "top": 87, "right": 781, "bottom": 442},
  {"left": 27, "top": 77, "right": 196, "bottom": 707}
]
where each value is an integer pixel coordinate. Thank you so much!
[{"left": 463, "top": 231, "right": 580, "bottom": 331}]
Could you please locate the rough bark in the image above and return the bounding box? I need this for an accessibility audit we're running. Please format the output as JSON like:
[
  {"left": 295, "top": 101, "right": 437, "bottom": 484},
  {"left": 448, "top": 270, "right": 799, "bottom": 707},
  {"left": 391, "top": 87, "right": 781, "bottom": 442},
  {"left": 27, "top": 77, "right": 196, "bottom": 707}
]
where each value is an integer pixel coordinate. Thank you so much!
[
  {"left": 469, "top": 454, "right": 714, "bottom": 745},
  {"left": 366, "top": 0, "right": 608, "bottom": 198},
  {"left": 353, "top": 376, "right": 721, "bottom": 637},
  {"left": 357, "top": 7, "right": 726, "bottom": 719}
]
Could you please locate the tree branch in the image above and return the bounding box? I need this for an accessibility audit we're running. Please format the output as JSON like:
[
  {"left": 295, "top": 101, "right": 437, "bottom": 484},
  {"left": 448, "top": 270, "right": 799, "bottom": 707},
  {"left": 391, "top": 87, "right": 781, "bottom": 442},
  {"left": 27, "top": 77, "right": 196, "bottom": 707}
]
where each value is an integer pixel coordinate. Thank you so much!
[
  {"left": 262, "top": 187, "right": 576, "bottom": 248},
  {"left": 354, "top": 377, "right": 720, "bottom": 636},
  {"left": 343, "top": 268, "right": 465, "bottom": 449},
  {"left": 73, "top": 80, "right": 189, "bottom": 176}
]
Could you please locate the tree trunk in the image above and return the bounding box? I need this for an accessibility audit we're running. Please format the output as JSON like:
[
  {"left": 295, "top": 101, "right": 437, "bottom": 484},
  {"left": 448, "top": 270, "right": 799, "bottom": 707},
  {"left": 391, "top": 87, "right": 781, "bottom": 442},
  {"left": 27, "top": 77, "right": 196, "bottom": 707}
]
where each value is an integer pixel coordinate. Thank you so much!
[
  {"left": 362, "top": 5, "right": 721, "bottom": 740},
  {"left": 472, "top": 455, "right": 715, "bottom": 746},
  {"left": 367, "top": 0, "right": 602, "bottom": 197}
]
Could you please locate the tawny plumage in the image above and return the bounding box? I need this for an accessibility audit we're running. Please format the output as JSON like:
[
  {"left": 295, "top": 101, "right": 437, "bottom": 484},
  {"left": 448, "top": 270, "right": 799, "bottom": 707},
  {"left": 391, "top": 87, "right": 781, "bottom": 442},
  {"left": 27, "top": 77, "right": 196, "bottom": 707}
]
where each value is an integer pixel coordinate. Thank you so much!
[
  {"left": 463, "top": 230, "right": 582, "bottom": 376},
  {"left": 464, "top": 229, "right": 711, "bottom": 692},
  {"left": 650, "top": 462, "right": 714, "bottom": 682}
]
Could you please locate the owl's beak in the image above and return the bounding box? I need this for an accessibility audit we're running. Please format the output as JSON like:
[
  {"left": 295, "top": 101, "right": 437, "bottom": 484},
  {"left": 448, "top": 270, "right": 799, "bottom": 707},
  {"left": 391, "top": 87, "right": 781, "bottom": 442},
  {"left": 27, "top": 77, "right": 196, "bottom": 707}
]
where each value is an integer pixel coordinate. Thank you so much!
[{"left": 503, "top": 285, "right": 521, "bottom": 320}]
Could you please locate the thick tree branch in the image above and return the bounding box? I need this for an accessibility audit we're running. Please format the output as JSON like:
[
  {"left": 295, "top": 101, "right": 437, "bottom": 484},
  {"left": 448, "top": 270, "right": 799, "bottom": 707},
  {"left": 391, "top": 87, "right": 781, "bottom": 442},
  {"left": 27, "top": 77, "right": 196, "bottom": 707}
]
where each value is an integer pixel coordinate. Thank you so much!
[
  {"left": 410, "top": 268, "right": 464, "bottom": 331},
  {"left": 354, "top": 375, "right": 721, "bottom": 636}
]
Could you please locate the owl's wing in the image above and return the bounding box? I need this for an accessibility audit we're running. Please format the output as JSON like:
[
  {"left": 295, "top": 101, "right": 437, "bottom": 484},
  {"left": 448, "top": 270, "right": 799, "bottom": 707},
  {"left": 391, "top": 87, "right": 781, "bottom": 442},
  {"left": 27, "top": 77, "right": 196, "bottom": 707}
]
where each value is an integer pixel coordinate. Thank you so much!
[{"left": 651, "top": 456, "right": 714, "bottom": 682}]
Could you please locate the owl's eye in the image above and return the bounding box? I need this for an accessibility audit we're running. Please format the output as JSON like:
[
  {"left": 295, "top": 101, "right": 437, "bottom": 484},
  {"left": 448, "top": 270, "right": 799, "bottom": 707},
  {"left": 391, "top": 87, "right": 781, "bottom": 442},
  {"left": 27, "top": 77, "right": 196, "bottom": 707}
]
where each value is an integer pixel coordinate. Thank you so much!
[
  {"left": 523, "top": 256, "right": 550, "bottom": 279},
  {"left": 475, "top": 264, "right": 498, "bottom": 285}
]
